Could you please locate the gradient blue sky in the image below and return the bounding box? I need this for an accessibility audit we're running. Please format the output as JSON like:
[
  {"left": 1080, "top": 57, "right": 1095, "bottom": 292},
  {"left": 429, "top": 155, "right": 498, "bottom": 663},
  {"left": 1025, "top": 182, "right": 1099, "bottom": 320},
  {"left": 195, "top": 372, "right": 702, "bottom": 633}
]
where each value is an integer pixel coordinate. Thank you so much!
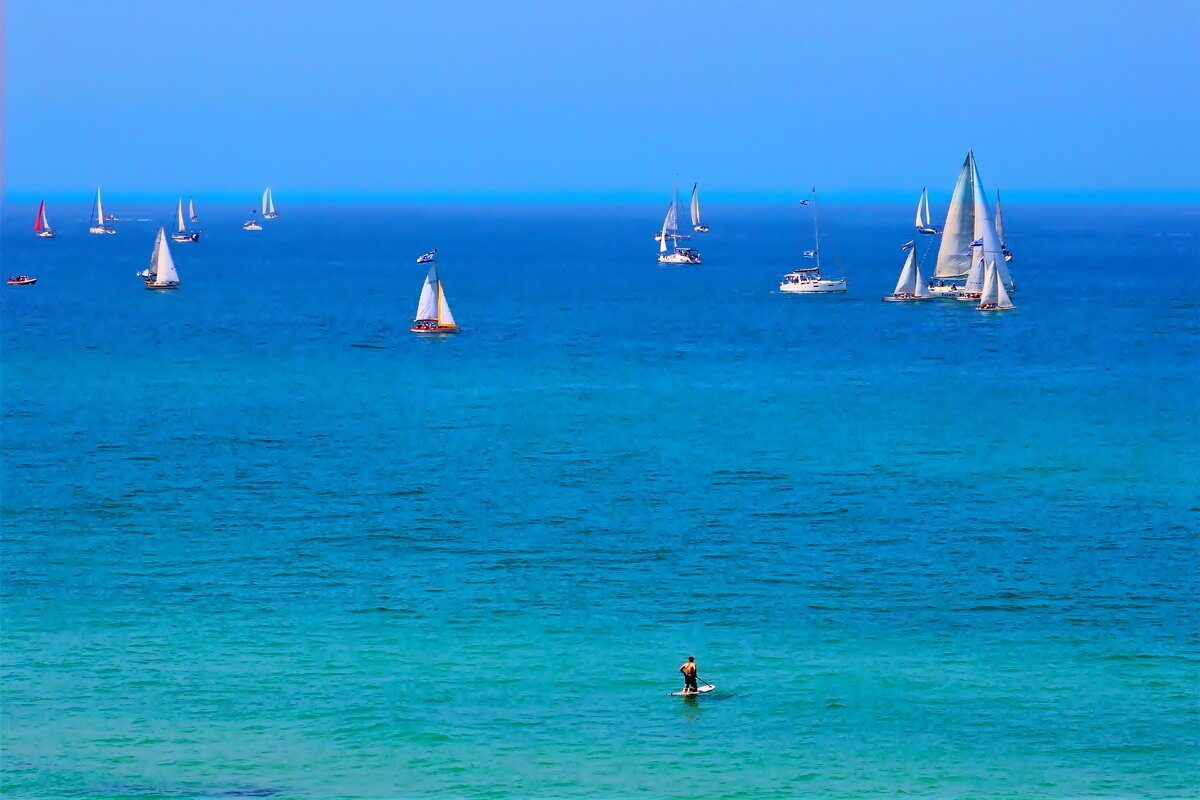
[{"left": 5, "top": 1, "right": 1199, "bottom": 200}]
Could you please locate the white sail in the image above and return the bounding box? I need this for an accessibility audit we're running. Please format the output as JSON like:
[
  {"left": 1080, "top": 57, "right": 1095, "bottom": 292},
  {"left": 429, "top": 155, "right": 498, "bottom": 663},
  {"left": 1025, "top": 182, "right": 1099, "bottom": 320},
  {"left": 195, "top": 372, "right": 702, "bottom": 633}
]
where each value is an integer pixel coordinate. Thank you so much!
[
  {"left": 970, "top": 161, "right": 1015, "bottom": 290},
  {"left": 659, "top": 206, "right": 670, "bottom": 253},
  {"left": 41, "top": 202, "right": 52, "bottom": 231},
  {"left": 95, "top": 186, "right": 105, "bottom": 225},
  {"left": 437, "top": 283, "right": 457, "bottom": 327},
  {"left": 933, "top": 153, "right": 975, "bottom": 278},
  {"left": 189, "top": 198, "right": 197, "bottom": 222},
  {"left": 893, "top": 250, "right": 917, "bottom": 295},
  {"left": 151, "top": 226, "right": 179, "bottom": 284},
  {"left": 666, "top": 198, "right": 678, "bottom": 236},
  {"left": 690, "top": 183, "right": 701, "bottom": 228},
  {"left": 415, "top": 266, "right": 439, "bottom": 321},
  {"left": 915, "top": 188, "right": 931, "bottom": 229},
  {"left": 995, "top": 191, "right": 1006, "bottom": 247},
  {"left": 979, "top": 260, "right": 999, "bottom": 307},
  {"left": 176, "top": 198, "right": 186, "bottom": 232},
  {"left": 995, "top": 265, "right": 1014, "bottom": 309},
  {"left": 262, "top": 187, "right": 270, "bottom": 214},
  {"left": 913, "top": 258, "right": 931, "bottom": 297},
  {"left": 964, "top": 257, "right": 986, "bottom": 294}
]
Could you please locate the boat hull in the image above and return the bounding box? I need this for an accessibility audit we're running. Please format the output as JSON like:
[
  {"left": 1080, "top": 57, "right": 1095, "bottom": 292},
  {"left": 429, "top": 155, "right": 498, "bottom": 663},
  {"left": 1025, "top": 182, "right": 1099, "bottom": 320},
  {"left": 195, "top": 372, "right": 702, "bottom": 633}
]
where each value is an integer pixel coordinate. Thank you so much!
[
  {"left": 411, "top": 325, "right": 459, "bottom": 334},
  {"left": 7, "top": 278, "right": 37, "bottom": 286},
  {"left": 780, "top": 282, "right": 846, "bottom": 293},
  {"left": 145, "top": 280, "right": 180, "bottom": 290},
  {"left": 658, "top": 251, "right": 702, "bottom": 265},
  {"left": 89, "top": 226, "right": 117, "bottom": 235},
  {"left": 263, "top": 213, "right": 279, "bottom": 220},
  {"left": 35, "top": 231, "right": 57, "bottom": 239},
  {"left": 171, "top": 232, "right": 201, "bottom": 243},
  {"left": 693, "top": 225, "right": 709, "bottom": 233},
  {"left": 242, "top": 222, "right": 262, "bottom": 231},
  {"left": 881, "top": 294, "right": 932, "bottom": 302}
]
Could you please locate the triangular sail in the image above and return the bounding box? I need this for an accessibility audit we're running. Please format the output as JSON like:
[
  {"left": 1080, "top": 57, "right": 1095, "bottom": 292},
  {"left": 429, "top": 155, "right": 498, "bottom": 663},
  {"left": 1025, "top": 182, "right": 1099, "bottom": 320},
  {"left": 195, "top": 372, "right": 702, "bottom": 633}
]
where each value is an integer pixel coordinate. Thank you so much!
[
  {"left": 415, "top": 265, "right": 440, "bottom": 321},
  {"left": 151, "top": 226, "right": 179, "bottom": 284},
  {"left": 35, "top": 200, "right": 45, "bottom": 232},
  {"left": 913, "top": 258, "right": 931, "bottom": 297},
  {"left": 437, "top": 283, "right": 457, "bottom": 327},
  {"left": 970, "top": 161, "right": 1015, "bottom": 290},
  {"left": 964, "top": 257, "right": 986, "bottom": 294},
  {"left": 690, "top": 183, "right": 701, "bottom": 228},
  {"left": 176, "top": 198, "right": 186, "bottom": 232},
  {"left": 659, "top": 208, "right": 669, "bottom": 253},
  {"left": 262, "top": 187, "right": 270, "bottom": 214},
  {"left": 933, "top": 153, "right": 975, "bottom": 278},
  {"left": 96, "top": 186, "right": 105, "bottom": 225},
  {"left": 995, "top": 190, "right": 1006, "bottom": 247},
  {"left": 41, "top": 201, "right": 52, "bottom": 232},
  {"left": 893, "top": 250, "right": 917, "bottom": 295},
  {"left": 915, "top": 188, "right": 931, "bottom": 229},
  {"left": 189, "top": 198, "right": 197, "bottom": 222},
  {"left": 995, "top": 266, "right": 1014, "bottom": 309},
  {"left": 980, "top": 260, "right": 999, "bottom": 306}
]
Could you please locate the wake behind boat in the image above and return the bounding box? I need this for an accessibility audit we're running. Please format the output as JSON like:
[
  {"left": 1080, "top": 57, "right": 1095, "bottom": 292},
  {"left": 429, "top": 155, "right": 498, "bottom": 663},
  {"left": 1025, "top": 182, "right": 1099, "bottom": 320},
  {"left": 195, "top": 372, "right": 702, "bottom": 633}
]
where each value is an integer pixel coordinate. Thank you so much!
[{"left": 780, "top": 187, "right": 846, "bottom": 294}]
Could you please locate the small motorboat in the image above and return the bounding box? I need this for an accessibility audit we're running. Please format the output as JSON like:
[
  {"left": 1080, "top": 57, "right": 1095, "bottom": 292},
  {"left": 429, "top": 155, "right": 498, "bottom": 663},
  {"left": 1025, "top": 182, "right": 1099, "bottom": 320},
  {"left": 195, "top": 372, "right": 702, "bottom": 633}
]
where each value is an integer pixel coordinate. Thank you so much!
[
  {"left": 7, "top": 275, "right": 37, "bottom": 286},
  {"left": 242, "top": 218, "right": 263, "bottom": 231}
]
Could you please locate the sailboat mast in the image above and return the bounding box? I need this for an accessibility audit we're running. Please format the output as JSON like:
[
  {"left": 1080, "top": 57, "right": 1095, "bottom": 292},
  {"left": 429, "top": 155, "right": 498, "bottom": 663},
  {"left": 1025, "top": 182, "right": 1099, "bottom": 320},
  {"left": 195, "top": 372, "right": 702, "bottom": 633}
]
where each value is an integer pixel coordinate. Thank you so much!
[{"left": 810, "top": 187, "right": 821, "bottom": 269}]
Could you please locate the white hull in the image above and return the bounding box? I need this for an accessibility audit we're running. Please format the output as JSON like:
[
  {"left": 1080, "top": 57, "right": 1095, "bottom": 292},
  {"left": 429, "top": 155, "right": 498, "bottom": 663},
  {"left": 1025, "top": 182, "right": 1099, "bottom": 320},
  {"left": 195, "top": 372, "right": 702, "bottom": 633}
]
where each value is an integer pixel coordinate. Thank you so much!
[
  {"left": 780, "top": 279, "right": 846, "bottom": 294},
  {"left": 89, "top": 226, "right": 116, "bottom": 235},
  {"left": 171, "top": 232, "right": 201, "bottom": 243},
  {"left": 263, "top": 212, "right": 279, "bottom": 220},
  {"left": 242, "top": 221, "right": 263, "bottom": 231},
  {"left": 36, "top": 231, "right": 57, "bottom": 239},
  {"left": 881, "top": 294, "right": 933, "bottom": 302},
  {"left": 658, "top": 250, "right": 702, "bottom": 265},
  {"left": 928, "top": 283, "right": 962, "bottom": 296}
]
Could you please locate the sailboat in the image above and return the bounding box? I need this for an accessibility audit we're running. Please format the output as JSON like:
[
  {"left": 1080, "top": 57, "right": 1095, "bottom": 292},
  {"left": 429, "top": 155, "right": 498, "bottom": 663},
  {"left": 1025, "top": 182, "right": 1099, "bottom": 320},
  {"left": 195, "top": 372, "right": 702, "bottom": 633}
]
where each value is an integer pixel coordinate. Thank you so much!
[
  {"left": 262, "top": 186, "right": 278, "bottom": 220},
  {"left": 189, "top": 198, "right": 198, "bottom": 222},
  {"left": 780, "top": 188, "right": 847, "bottom": 294},
  {"left": 995, "top": 191, "right": 1013, "bottom": 262},
  {"left": 88, "top": 186, "right": 116, "bottom": 235},
  {"left": 915, "top": 187, "right": 940, "bottom": 234},
  {"left": 171, "top": 197, "right": 201, "bottom": 243},
  {"left": 34, "top": 200, "right": 56, "bottom": 238},
  {"left": 690, "top": 183, "right": 709, "bottom": 233},
  {"left": 143, "top": 226, "right": 180, "bottom": 290},
  {"left": 977, "top": 259, "right": 1014, "bottom": 311},
  {"left": 882, "top": 245, "right": 932, "bottom": 302},
  {"left": 411, "top": 254, "right": 459, "bottom": 333},
  {"left": 928, "top": 151, "right": 1014, "bottom": 296},
  {"left": 658, "top": 179, "right": 701, "bottom": 264}
]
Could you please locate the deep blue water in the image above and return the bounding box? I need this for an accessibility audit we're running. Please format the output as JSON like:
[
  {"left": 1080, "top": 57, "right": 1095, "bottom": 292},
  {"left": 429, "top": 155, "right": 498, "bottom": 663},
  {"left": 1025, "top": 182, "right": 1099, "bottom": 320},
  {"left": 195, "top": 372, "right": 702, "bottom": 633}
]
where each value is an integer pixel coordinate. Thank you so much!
[{"left": 3, "top": 200, "right": 1198, "bottom": 799}]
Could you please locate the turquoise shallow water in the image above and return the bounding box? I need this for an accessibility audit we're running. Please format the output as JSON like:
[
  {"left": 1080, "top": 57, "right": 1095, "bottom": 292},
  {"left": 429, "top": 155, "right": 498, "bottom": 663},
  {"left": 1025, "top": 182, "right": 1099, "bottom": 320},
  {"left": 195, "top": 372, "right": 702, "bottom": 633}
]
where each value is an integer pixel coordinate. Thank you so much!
[{"left": 2, "top": 201, "right": 1198, "bottom": 799}]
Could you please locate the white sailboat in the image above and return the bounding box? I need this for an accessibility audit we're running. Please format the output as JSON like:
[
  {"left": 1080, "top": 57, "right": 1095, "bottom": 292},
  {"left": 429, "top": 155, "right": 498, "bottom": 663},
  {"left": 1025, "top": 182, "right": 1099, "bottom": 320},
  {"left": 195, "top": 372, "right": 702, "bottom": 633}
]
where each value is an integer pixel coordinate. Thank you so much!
[
  {"left": 34, "top": 200, "right": 56, "bottom": 239},
  {"left": 189, "top": 197, "right": 198, "bottom": 223},
  {"left": 171, "top": 197, "right": 201, "bottom": 243},
  {"left": 882, "top": 246, "right": 932, "bottom": 302},
  {"left": 995, "top": 190, "right": 1013, "bottom": 262},
  {"left": 143, "top": 226, "right": 180, "bottom": 290},
  {"left": 657, "top": 180, "right": 701, "bottom": 264},
  {"left": 915, "top": 187, "right": 940, "bottom": 234},
  {"left": 88, "top": 186, "right": 116, "bottom": 235},
  {"left": 690, "top": 183, "right": 709, "bottom": 233},
  {"left": 928, "top": 151, "right": 1014, "bottom": 295},
  {"left": 977, "top": 259, "right": 1014, "bottom": 311},
  {"left": 262, "top": 186, "right": 278, "bottom": 219},
  {"left": 780, "top": 188, "right": 847, "bottom": 294},
  {"left": 411, "top": 255, "right": 459, "bottom": 333}
]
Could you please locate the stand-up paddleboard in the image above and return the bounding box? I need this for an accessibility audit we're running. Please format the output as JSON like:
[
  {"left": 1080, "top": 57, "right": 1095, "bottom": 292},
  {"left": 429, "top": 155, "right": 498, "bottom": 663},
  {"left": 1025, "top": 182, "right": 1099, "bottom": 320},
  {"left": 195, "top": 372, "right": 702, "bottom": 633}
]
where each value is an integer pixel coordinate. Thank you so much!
[{"left": 670, "top": 685, "right": 715, "bottom": 696}]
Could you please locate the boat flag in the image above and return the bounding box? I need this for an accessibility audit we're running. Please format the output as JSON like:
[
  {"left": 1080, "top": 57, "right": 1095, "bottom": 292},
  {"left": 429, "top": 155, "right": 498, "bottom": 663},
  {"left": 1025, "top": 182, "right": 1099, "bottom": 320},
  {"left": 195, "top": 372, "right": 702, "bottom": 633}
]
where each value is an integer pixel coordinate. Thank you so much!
[
  {"left": 901, "top": 240, "right": 915, "bottom": 251},
  {"left": 416, "top": 249, "right": 437, "bottom": 264},
  {"left": 803, "top": 250, "right": 816, "bottom": 258}
]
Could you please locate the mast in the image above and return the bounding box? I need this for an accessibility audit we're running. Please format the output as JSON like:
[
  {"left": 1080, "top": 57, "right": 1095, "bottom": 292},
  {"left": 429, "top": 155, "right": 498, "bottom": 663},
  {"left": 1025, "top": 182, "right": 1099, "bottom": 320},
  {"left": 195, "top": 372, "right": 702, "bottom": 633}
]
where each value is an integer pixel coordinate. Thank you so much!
[{"left": 810, "top": 186, "right": 821, "bottom": 270}]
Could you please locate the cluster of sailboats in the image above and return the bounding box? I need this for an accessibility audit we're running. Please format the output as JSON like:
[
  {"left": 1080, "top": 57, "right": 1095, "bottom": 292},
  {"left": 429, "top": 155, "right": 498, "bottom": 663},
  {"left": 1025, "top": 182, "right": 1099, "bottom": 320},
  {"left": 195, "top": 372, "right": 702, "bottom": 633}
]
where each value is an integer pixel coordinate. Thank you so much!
[
  {"left": 656, "top": 180, "right": 707, "bottom": 265},
  {"left": 881, "top": 150, "right": 1016, "bottom": 311}
]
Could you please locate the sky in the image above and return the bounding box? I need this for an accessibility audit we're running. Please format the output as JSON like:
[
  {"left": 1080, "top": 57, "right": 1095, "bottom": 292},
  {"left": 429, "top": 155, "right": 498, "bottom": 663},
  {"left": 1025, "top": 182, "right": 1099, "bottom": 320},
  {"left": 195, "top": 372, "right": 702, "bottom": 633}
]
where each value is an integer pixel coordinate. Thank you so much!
[{"left": 4, "top": 1, "right": 1200, "bottom": 201}]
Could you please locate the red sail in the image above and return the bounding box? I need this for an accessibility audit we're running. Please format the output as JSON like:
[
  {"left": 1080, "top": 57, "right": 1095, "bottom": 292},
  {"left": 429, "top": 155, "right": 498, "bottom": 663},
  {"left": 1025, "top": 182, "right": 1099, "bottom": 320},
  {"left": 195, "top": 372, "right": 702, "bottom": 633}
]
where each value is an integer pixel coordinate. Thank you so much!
[{"left": 34, "top": 200, "right": 44, "bottom": 232}]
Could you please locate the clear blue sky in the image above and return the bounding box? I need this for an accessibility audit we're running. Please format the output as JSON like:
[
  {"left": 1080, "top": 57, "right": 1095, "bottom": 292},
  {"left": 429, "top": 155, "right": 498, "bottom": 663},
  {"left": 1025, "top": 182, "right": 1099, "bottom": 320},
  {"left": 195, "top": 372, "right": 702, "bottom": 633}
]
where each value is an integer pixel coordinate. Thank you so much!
[{"left": 5, "top": 1, "right": 1199, "bottom": 200}]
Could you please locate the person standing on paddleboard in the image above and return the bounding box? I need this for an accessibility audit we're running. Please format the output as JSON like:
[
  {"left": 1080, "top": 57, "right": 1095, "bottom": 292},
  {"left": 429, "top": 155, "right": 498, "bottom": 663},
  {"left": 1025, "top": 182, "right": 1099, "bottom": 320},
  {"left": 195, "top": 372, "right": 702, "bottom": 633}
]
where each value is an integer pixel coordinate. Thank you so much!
[{"left": 679, "top": 656, "right": 699, "bottom": 694}]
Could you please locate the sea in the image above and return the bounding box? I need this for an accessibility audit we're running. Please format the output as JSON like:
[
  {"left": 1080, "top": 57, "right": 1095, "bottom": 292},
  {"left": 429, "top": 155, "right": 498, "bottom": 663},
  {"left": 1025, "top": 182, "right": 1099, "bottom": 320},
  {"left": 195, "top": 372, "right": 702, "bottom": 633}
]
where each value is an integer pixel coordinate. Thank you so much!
[{"left": 2, "top": 199, "right": 1198, "bottom": 799}]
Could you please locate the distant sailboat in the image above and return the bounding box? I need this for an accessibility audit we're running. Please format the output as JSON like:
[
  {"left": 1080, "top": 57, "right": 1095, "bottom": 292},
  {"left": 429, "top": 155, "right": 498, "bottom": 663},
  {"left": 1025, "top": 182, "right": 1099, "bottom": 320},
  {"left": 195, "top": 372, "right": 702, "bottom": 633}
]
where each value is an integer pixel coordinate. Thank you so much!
[
  {"left": 171, "top": 197, "right": 201, "bottom": 243},
  {"left": 262, "top": 186, "right": 278, "bottom": 220},
  {"left": 915, "top": 187, "right": 940, "bottom": 234},
  {"left": 977, "top": 259, "right": 1014, "bottom": 311},
  {"left": 995, "top": 190, "right": 1013, "bottom": 262},
  {"left": 882, "top": 244, "right": 932, "bottom": 302},
  {"left": 144, "top": 226, "right": 180, "bottom": 290},
  {"left": 411, "top": 253, "right": 459, "bottom": 333},
  {"left": 928, "top": 151, "right": 1013, "bottom": 295},
  {"left": 780, "top": 187, "right": 846, "bottom": 294},
  {"left": 34, "top": 200, "right": 56, "bottom": 238},
  {"left": 658, "top": 179, "right": 701, "bottom": 264},
  {"left": 189, "top": 197, "right": 198, "bottom": 223},
  {"left": 89, "top": 187, "right": 116, "bottom": 235},
  {"left": 690, "top": 183, "right": 709, "bottom": 233}
]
